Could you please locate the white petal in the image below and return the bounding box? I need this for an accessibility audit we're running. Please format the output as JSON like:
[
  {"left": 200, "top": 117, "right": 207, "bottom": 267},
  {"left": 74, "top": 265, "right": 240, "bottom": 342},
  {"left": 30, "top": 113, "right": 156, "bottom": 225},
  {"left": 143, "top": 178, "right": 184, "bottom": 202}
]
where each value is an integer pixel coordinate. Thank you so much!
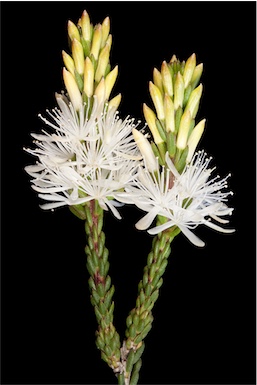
[
  {"left": 179, "top": 225, "right": 205, "bottom": 247},
  {"left": 147, "top": 220, "right": 174, "bottom": 234},
  {"left": 203, "top": 220, "right": 235, "bottom": 233},
  {"left": 135, "top": 207, "right": 161, "bottom": 230}
]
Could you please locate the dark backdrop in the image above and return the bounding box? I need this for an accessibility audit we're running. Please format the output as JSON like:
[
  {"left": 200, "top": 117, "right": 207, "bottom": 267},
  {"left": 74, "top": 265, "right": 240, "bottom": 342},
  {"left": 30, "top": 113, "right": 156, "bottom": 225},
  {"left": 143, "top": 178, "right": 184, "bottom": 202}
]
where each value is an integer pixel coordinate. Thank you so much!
[{"left": 1, "top": 1, "right": 256, "bottom": 384}]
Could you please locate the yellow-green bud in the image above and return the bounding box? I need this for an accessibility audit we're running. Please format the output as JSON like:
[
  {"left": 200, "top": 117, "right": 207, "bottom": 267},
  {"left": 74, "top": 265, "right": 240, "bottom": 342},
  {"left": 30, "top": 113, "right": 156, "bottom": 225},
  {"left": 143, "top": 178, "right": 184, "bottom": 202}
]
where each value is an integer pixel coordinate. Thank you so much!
[
  {"left": 90, "top": 24, "right": 102, "bottom": 60},
  {"left": 94, "top": 77, "right": 106, "bottom": 103},
  {"left": 191, "top": 63, "right": 203, "bottom": 89},
  {"left": 67, "top": 20, "right": 80, "bottom": 42},
  {"left": 153, "top": 68, "right": 163, "bottom": 92},
  {"left": 177, "top": 110, "right": 192, "bottom": 150},
  {"left": 183, "top": 53, "right": 196, "bottom": 88},
  {"left": 105, "top": 65, "right": 118, "bottom": 100},
  {"left": 101, "top": 16, "right": 110, "bottom": 47},
  {"left": 95, "top": 43, "right": 110, "bottom": 83},
  {"left": 84, "top": 57, "right": 94, "bottom": 97},
  {"left": 108, "top": 93, "right": 121, "bottom": 111},
  {"left": 72, "top": 38, "right": 84, "bottom": 76},
  {"left": 81, "top": 10, "right": 91, "bottom": 42},
  {"left": 174, "top": 72, "right": 185, "bottom": 110},
  {"left": 132, "top": 128, "right": 157, "bottom": 172},
  {"left": 184, "top": 83, "right": 203, "bottom": 118},
  {"left": 187, "top": 118, "right": 206, "bottom": 162},
  {"left": 161, "top": 61, "right": 173, "bottom": 97},
  {"left": 62, "top": 50, "right": 75, "bottom": 76},
  {"left": 63, "top": 67, "right": 82, "bottom": 111},
  {"left": 149, "top": 81, "right": 165, "bottom": 121},
  {"left": 143, "top": 103, "right": 163, "bottom": 145},
  {"left": 164, "top": 94, "right": 175, "bottom": 133}
]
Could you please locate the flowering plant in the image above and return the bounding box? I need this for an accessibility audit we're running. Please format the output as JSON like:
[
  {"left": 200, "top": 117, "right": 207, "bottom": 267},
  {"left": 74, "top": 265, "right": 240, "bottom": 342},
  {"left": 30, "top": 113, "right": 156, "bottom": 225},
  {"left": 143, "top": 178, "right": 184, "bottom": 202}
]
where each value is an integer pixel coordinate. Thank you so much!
[{"left": 24, "top": 9, "right": 234, "bottom": 385}]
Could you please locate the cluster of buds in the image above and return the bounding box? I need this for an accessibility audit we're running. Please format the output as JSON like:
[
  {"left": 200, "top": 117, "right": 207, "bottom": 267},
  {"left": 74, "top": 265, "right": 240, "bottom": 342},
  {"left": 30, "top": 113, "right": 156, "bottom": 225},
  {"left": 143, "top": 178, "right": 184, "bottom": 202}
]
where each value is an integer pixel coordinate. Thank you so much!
[
  {"left": 134, "top": 53, "right": 205, "bottom": 173},
  {"left": 62, "top": 10, "right": 120, "bottom": 111}
]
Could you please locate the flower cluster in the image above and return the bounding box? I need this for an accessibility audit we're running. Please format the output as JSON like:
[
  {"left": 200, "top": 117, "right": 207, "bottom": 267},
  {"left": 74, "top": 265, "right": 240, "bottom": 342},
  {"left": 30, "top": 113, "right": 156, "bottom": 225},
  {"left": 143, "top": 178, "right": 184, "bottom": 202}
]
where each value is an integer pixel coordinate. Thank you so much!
[
  {"left": 25, "top": 95, "right": 141, "bottom": 218},
  {"left": 24, "top": 10, "right": 234, "bottom": 247},
  {"left": 117, "top": 150, "right": 234, "bottom": 247}
]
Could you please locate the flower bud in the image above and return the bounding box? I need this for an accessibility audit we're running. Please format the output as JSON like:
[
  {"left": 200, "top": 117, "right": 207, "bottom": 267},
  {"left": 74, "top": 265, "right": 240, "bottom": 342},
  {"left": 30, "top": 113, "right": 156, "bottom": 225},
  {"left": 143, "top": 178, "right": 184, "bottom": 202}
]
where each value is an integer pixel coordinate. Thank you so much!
[
  {"left": 149, "top": 81, "right": 165, "bottom": 121},
  {"left": 143, "top": 103, "right": 163, "bottom": 144},
  {"left": 63, "top": 67, "right": 82, "bottom": 111},
  {"left": 95, "top": 43, "right": 110, "bottom": 83},
  {"left": 132, "top": 128, "right": 157, "bottom": 172},
  {"left": 72, "top": 38, "right": 84, "bottom": 75},
  {"left": 67, "top": 20, "right": 80, "bottom": 42},
  {"left": 101, "top": 16, "right": 110, "bottom": 47},
  {"left": 191, "top": 63, "right": 203, "bottom": 89},
  {"left": 161, "top": 61, "right": 173, "bottom": 97},
  {"left": 81, "top": 10, "right": 91, "bottom": 42},
  {"left": 153, "top": 68, "right": 163, "bottom": 91},
  {"left": 177, "top": 110, "right": 192, "bottom": 150},
  {"left": 108, "top": 93, "right": 121, "bottom": 111},
  {"left": 94, "top": 77, "right": 106, "bottom": 104},
  {"left": 184, "top": 83, "right": 203, "bottom": 118},
  {"left": 90, "top": 24, "right": 102, "bottom": 60},
  {"left": 164, "top": 94, "right": 175, "bottom": 133},
  {"left": 183, "top": 53, "right": 196, "bottom": 88},
  {"left": 62, "top": 50, "right": 75, "bottom": 76},
  {"left": 174, "top": 72, "right": 184, "bottom": 110},
  {"left": 186, "top": 118, "right": 206, "bottom": 162},
  {"left": 84, "top": 57, "right": 94, "bottom": 97},
  {"left": 105, "top": 65, "right": 118, "bottom": 100}
]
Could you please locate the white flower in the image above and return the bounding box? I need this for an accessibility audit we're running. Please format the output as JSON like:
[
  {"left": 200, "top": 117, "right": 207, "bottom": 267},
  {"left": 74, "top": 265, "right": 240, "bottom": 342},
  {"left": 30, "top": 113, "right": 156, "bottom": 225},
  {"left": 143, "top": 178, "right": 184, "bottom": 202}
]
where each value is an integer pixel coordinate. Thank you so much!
[
  {"left": 24, "top": 95, "right": 141, "bottom": 218},
  {"left": 117, "top": 151, "right": 234, "bottom": 247}
]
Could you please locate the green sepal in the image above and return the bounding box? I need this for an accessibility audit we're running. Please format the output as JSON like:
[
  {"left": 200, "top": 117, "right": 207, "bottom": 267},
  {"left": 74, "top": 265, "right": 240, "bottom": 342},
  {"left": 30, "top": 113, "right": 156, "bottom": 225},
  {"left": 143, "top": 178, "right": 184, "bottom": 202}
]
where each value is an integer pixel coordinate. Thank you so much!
[
  {"left": 103, "top": 260, "right": 110, "bottom": 277},
  {"left": 99, "top": 300, "right": 107, "bottom": 315},
  {"left": 81, "top": 37, "right": 91, "bottom": 57},
  {"left": 183, "top": 84, "right": 192, "bottom": 107},
  {"left": 162, "top": 242, "right": 171, "bottom": 260},
  {"left": 176, "top": 146, "right": 189, "bottom": 173},
  {"left": 105, "top": 275, "right": 111, "bottom": 291},
  {"left": 175, "top": 106, "right": 183, "bottom": 134},
  {"left": 118, "top": 373, "right": 125, "bottom": 385},
  {"left": 69, "top": 204, "right": 86, "bottom": 220},
  {"left": 144, "top": 282, "right": 152, "bottom": 297},
  {"left": 104, "top": 308, "right": 113, "bottom": 325},
  {"left": 130, "top": 358, "right": 142, "bottom": 385},
  {"left": 98, "top": 258, "right": 105, "bottom": 277},
  {"left": 188, "top": 118, "right": 195, "bottom": 138},
  {"left": 91, "top": 288, "right": 101, "bottom": 304},
  {"left": 150, "top": 289, "right": 159, "bottom": 304},
  {"left": 96, "top": 282, "right": 105, "bottom": 297},
  {"left": 150, "top": 142, "right": 165, "bottom": 166},
  {"left": 104, "top": 62, "right": 111, "bottom": 77},
  {"left": 104, "top": 285, "right": 114, "bottom": 309},
  {"left": 155, "top": 119, "right": 167, "bottom": 142},
  {"left": 167, "top": 131, "right": 176, "bottom": 158},
  {"left": 136, "top": 319, "right": 145, "bottom": 333},
  {"left": 139, "top": 289, "right": 145, "bottom": 305},
  {"left": 94, "top": 305, "right": 102, "bottom": 323},
  {"left": 102, "top": 248, "right": 109, "bottom": 264},
  {"left": 126, "top": 314, "right": 133, "bottom": 328},
  {"left": 126, "top": 349, "right": 135, "bottom": 373},
  {"left": 155, "top": 277, "right": 163, "bottom": 290},
  {"left": 133, "top": 343, "right": 145, "bottom": 364},
  {"left": 150, "top": 272, "right": 161, "bottom": 288},
  {"left": 86, "top": 259, "right": 96, "bottom": 276},
  {"left": 147, "top": 251, "right": 154, "bottom": 266},
  {"left": 74, "top": 68, "right": 84, "bottom": 92},
  {"left": 129, "top": 324, "right": 137, "bottom": 339},
  {"left": 157, "top": 141, "right": 167, "bottom": 164},
  {"left": 133, "top": 312, "right": 140, "bottom": 327},
  {"left": 96, "top": 334, "right": 105, "bottom": 350}
]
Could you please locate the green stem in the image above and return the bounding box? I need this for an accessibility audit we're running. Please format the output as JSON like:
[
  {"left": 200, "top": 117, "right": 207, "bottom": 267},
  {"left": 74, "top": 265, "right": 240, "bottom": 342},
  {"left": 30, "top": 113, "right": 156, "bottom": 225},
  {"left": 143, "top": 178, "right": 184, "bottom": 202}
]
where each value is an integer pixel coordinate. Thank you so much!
[
  {"left": 83, "top": 199, "right": 121, "bottom": 373},
  {"left": 122, "top": 221, "right": 181, "bottom": 384}
]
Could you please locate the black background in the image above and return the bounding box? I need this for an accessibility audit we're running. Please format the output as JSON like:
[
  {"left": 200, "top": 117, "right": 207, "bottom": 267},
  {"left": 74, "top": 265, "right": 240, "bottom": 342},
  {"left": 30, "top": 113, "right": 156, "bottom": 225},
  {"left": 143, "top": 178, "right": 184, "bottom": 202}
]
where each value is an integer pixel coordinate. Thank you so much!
[{"left": 1, "top": 1, "right": 256, "bottom": 384}]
